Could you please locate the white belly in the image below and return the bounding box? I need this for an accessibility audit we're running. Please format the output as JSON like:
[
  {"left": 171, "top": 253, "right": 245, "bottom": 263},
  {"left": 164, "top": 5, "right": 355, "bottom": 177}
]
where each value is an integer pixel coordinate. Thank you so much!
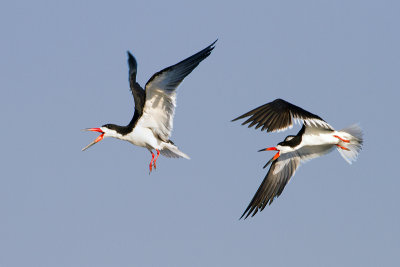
[
  {"left": 301, "top": 131, "right": 339, "bottom": 147},
  {"left": 124, "top": 125, "right": 160, "bottom": 149}
]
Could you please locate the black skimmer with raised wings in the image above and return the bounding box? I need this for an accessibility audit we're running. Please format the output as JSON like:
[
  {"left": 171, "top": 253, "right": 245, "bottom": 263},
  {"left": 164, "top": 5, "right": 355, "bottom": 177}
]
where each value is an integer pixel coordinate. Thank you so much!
[
  {"left": 82, "top": 40, "right": 216, "bottom": 173},
  {"left": 232, "top": 98, "right": 363, "bottom": 218}
]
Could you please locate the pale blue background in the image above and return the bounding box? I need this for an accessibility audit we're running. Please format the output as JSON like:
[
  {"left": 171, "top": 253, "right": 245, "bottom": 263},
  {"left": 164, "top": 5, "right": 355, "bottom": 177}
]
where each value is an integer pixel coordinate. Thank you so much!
[{"left": 1, "top": 0, "right": 399, "bottom": 266}]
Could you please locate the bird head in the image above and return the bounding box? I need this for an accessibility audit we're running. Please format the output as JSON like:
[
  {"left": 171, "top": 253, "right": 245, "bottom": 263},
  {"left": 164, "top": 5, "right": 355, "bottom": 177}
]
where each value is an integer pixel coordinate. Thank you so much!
[{"left": 81, "top": 124, "right": 120, "bottom": 151}]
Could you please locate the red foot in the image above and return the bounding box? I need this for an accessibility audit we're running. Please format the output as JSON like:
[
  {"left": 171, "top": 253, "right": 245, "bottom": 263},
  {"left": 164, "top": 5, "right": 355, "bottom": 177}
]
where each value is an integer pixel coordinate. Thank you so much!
[
  {"left": 149, "top": 152, "right": 155, "bottom": 173},
  {"left": 336, "top": 144, "right": 350, "bottom": 151},
  {"left": 153, "top": 149, "right": 160, "bottom": 169},
  {"left": 334, "top": 135, "right": 350, "bottom": 143}
]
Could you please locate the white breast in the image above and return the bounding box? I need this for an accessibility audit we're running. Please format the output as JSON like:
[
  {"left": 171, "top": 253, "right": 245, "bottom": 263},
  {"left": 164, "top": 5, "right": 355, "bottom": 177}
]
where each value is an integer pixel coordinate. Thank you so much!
[{"left": 123, "top": 123, "right": 160, "bottom": 149}]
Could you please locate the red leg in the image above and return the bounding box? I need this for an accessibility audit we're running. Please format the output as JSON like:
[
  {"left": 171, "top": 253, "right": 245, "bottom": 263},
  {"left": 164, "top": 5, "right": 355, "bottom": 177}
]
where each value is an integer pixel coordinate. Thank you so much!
[
  {"left": 333, "top": 135, "right": 350, "bottom": 143},
  {"left": 336, "top": 144, "right": 350, "bottom": 151},
  {"left": 149, "top": 151, "right": 155, "bottom": 173},
  {"left": 153, "top": 149, "right": 160, "bottom": 169}
]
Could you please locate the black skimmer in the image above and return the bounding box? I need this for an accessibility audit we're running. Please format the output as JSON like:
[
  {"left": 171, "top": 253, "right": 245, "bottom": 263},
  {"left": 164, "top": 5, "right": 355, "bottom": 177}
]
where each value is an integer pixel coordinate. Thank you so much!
[
  {"left": 232, "top": 98, "right": 363, "bottom": 218},
  {"left": 82, "top": 40, "right": 217, "bottom": 173}
]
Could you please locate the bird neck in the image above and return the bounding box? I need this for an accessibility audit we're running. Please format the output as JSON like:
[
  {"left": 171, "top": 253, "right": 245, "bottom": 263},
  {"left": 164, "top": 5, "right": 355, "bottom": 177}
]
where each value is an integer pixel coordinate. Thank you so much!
[
  {"left": 124, "top": 109, "right": 141, "bottom": 134},
  {"left": 281, "top": 128, "right": 304, "bottom": 148}
]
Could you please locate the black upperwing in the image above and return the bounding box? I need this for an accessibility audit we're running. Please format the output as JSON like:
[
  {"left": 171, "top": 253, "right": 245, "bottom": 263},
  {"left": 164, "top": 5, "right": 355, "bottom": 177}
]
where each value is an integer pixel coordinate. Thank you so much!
[
  {"left": 232, "top": 98, "right": 332, "bottom": 133},
  {"left": 127, "top": 51, "right": 146, "bottom": 116},
  {"left": 144, "top": 40, "right": 217, "bottom": 93},
  {"left": 124, "top": 41, "right": 216, "bottom": 136}
]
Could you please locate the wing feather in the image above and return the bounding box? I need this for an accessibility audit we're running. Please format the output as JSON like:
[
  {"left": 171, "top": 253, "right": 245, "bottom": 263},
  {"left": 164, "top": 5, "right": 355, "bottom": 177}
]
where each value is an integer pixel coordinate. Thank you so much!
[
  {"left": 240, "top": 143, "right": 336, "bottom": 219},
  {"left": 140, "top": 40, "right": 216, "bottom": 141},
  {"left": 127, "top": 52, "right": 146, "bottom": 115},
  {"left": 233, "top": 99, "right": 333, "bottom": 133},
  {"left": 241, "top": 152, "right": 301, "bottom": 219}
]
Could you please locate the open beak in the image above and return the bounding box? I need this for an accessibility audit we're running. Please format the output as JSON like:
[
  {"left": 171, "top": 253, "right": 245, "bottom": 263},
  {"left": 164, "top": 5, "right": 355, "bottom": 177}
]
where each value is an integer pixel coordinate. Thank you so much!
[
  {"left": 82, "top": 128, "right": 104, "bottom": 151},
  {"left": 259, "top": 146, "right": 280, "bottom": 167}
]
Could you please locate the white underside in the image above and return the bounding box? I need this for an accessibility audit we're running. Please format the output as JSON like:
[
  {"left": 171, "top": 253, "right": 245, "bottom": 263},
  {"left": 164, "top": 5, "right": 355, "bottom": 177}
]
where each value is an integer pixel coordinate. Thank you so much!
[
  {"left": 277, "top": 128, "right": 339, "bottom": 154},
  {"left": 113, "top": 122, "right": 189, "bottom": 159},
  {"left": 300, "top": 130, "right": 339, "bottom": 147},
  {"left": 124, "top": 123, "right": 161, "bottom": 149}
]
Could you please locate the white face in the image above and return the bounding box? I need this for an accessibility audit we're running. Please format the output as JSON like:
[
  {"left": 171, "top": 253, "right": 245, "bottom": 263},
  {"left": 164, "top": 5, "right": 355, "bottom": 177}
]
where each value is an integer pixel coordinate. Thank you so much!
[
  {"left": 100, "top": 126, "right": 123, "bottom": 139},
  {"left": 275, "top": 144, "right": 293, "bottom": 153}
]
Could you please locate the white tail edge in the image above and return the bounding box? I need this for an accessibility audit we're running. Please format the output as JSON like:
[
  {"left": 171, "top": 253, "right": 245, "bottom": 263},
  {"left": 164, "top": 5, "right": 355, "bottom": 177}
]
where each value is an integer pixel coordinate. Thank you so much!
[
  {"left": 337, "top": 124, "right": 363, "bottom": 164},
  {"left": 160, "top": 143, "right": 190, "bottom": 159}
]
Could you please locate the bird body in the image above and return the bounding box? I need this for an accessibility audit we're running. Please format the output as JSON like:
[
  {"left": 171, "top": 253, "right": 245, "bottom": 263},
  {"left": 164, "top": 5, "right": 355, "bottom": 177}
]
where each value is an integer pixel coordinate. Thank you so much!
[
  {"left": 233, "top": 98, "right": 363, "bottom": 218},
  {"left": 102, "top": 123, "right": 161, "bottom": 150},
  {"left": 83, "top": 40, "right": 216, "bottom": 172},
  {"left": 278, "top": 127, "right": 339, "bottom": 152}
]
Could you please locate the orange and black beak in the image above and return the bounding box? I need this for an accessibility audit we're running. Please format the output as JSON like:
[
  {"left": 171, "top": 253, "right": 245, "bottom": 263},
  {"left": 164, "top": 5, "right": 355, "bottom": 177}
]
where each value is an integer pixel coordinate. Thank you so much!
[{"left": 82, "top": 128, "right": 105, "bottom": 151}]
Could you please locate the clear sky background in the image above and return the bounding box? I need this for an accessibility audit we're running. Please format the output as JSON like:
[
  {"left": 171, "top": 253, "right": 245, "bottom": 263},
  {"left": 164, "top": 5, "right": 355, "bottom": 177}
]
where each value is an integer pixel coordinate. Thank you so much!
[{"left": 1, "top": 0, "right": 399, "bottom": 266}]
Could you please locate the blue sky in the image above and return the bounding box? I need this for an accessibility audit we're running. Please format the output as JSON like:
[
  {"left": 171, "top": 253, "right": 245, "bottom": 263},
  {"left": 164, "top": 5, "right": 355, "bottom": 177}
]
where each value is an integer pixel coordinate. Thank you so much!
[{"left": 1, "top": 0, "right": 399, "bottom": 266}]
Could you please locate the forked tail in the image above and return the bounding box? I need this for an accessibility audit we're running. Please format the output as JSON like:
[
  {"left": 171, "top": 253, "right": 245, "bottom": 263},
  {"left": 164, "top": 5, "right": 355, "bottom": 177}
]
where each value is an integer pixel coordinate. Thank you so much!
[
  {"left": 160, "top": 142, "right": 190, "bottom": 159},
  {"left": 336, "top": 124, "right": 363, "bottom": 164}
]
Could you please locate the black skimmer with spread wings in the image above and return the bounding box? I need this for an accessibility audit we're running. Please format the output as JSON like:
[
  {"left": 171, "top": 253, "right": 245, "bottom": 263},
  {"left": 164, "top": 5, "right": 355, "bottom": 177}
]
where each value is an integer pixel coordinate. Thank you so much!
[
  {"left": 232, "top": 99, "right": 363, "bottom": 219},
  {"left": 82, "top": 40, "right": 216, "bottom": 173}
]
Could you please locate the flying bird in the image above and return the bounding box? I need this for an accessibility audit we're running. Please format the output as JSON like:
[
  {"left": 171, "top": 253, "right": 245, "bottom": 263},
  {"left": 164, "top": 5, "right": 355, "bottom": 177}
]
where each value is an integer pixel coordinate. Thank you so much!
[
  {"left": 232, "top": 98, "right": 363, "bottom": 219},
  {"left": 82, "top": 40, "right": 217, "bottom": 173}
]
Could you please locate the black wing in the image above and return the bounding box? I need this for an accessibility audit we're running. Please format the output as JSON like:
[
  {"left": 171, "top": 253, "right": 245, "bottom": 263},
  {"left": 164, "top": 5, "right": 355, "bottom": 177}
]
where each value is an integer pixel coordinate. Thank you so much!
[
  {"left": 232, "top": 99, "right": 332, "bottom": 133},
  {"left": 240, "top": 152, "right": 301, "bottom": 219},
  {"left": 144, "top": 40, "right": 217, "bottom": 92},
  {"left": 127, "top": 51, "right": 146, "bottom": 115}
]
